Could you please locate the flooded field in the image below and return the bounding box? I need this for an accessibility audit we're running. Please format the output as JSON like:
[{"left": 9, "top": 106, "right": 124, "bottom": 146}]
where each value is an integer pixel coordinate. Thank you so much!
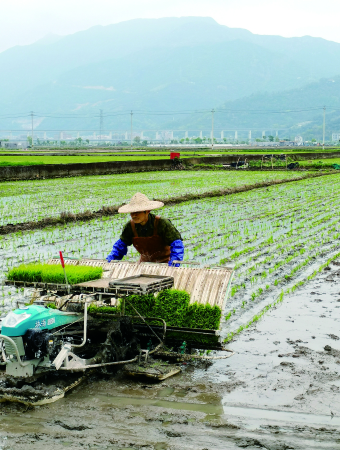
[
  {"left": 1, "top": 268, "right": 340, "bottom": 449},
  {"left": 1, "top": 172, "right": 340, "bottom": 448}
]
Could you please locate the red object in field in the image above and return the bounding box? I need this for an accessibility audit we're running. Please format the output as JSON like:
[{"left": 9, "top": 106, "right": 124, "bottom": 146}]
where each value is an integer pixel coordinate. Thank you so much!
[
  {"left": 170, "top": 152, "right": 180, "bottom": 160},
  {"left": 59, "top": 251, "right": 65, "bottom": 268}
]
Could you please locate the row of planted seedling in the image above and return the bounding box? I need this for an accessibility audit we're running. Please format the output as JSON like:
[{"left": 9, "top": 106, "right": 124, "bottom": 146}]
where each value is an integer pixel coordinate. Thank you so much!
[
  {"left": 1, "top": 174, "right": 340, "bottom": 278},
  {"left": 0, "top": 170, "right": 302, "bottom": 226},
  {"left": 1, "top": 174, "right": 340, "bottom": 329}
]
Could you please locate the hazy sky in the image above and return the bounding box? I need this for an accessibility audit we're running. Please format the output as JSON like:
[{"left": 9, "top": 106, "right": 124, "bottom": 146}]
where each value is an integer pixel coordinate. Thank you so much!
[{"left": 1, "top": 0, "right": 339, "bottom": 53}]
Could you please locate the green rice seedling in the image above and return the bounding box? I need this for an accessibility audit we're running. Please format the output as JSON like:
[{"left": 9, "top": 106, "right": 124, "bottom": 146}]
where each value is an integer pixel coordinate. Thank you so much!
[
  {"left": 225, "top": 311, "right": 232, "bottom": 320},
  {"left": 122, "top": 289, "right": 222, "bottom": 330},
  {"left": 46, "top": 303, "right": 57, "bottom": 309},
  {"left": 250, "top": 275, "right": 257, "bottom": 285},
  {"left": 87, "top": 305, "right": 118, "bottom": 318},
  {"left": 154, "top": 289, "right": 190, "bottom": 327},
  {"left": 230, "top": 286, "right": 239, "bottom": 296},
  {"left": 7, "top": 263, "right": 103, "bottom": 285},
  {"left": 123, "top": 293, "right": 156, "bottom": 317},
  {"left": 185, "top": 303, "right": 221, "bottom": 330}
]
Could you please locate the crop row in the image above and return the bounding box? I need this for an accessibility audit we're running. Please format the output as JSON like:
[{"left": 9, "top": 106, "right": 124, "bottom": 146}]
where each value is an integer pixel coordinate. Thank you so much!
[{"left": 0, "top": 170, "right": 302, "bottom": 226}]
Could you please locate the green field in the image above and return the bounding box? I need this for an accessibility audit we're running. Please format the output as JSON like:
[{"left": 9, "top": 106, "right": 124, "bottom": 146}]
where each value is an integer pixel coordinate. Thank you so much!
[
  {"left": 1, "top": 148, "right": 340, "bottom": 166},
  {"left": 0, "top": 170, "right": 304, "bottom": 226},
  {"left": 298, "top": 158, "right": 340, "bottom": 168},
  {"left": 0, "top": 154, "right": 200, "bottom": 166}
]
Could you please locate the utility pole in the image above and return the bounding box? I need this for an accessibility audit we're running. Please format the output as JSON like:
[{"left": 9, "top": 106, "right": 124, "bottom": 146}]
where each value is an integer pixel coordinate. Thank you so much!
[
  {"left": 323, "top": 106, "right": 326, "bottom": 150},
  {"left": 99, "top": 109, "right": 103, "bottom": 146},
  {"left": 211, "top": 109, "right": 214, "bottom": 150},
  {"left": 31, "top": 111, "right": 34, "bottom": 148},
  {"left": 130, "top": 110, "right": 133, "bottom": 150}
]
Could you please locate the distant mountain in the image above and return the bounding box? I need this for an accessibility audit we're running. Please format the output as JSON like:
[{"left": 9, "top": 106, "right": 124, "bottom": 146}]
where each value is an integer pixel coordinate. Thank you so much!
[
  {"left": 10, "top": 39, "right": 318, "bottom": 131},
  {"left": 2, "top": 17, "right": 340, "bottom": 133},
  {"left": 33, "top": 34, "right": 63, "bottom": 46},
  {"left": 168, "top": 76, "right": 340, "bottom": 140}
]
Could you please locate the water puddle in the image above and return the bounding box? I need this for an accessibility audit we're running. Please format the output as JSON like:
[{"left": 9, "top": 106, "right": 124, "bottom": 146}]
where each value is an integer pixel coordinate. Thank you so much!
[
  {"left": 96, "top": 393, "right": 224, "bottom": 415},
  {"left": 156, "top": 387, "right": 175, "bottom": 397},
  {"left": 223, "top": 404, "right": 340, "bottom": 427},
  {"left": 92, "top": 392, "right": 340, "bottom": 427}
]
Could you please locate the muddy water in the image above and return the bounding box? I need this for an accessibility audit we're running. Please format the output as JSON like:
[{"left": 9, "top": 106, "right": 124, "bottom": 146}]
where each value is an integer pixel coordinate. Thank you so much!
[{"left": 1, "top": 267, "right": 340, "bottom": 449}]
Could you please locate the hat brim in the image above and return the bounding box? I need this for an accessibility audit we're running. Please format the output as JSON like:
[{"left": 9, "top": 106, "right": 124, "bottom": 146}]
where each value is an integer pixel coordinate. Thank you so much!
[{"left": 118, "top": 200, "right": 164, "bottom": 213}]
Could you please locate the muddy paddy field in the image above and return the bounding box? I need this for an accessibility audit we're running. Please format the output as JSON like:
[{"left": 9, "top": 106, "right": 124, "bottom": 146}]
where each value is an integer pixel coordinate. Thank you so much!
[{"left": 1, "top": 171, "right": 340, "bottom": 449}]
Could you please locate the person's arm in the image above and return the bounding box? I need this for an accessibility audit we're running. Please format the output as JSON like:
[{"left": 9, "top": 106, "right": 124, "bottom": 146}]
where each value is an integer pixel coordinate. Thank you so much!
[
  {"left": 106, "top": 222, "right": 133, "bottom": 262},
  {"left": 169, "top": 239, "right": 184, "bottom": 267},
  {"left": 157, "top": 218, "right": 184, "bottom": 267},
  {"left": 106, "top": 239, "right": 128, "bottom": 262}
]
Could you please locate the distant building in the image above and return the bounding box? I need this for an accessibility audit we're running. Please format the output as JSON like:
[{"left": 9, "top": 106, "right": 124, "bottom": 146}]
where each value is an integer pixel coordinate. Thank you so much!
[
  {"left": 124, "top": 132, "right": 140, "bottom": 140},
  {"left": 156, "top": 131, "right": 173, "bottom": 141},
  {"left": 294, "top": 135, "right": 303, "bottom": 144},
  {"left": 111, "top": 133, "right": 126, "bottom": 141},
  {"left": 332, "top": 133, "right": 340, "bottom": 142},
  {"left": 279, "top": 140, "right": 296, "bottom": 146},
  {"left": 0, "top": 140, "right": 29, "bottom": 149}
]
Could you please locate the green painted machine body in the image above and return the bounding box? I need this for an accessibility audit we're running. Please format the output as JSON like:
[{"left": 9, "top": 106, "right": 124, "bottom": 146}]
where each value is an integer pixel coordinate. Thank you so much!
[{"left": 1, "top": 305, "right": 80, "bottom": 337}]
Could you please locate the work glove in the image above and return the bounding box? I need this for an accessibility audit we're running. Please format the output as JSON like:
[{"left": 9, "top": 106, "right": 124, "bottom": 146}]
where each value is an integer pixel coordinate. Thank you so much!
[
  {"left": 106, "top": 239, "right": 128, "bottom": 262},
  {"left": 168, "top": 239, "right": 184, "bottom": 267}
]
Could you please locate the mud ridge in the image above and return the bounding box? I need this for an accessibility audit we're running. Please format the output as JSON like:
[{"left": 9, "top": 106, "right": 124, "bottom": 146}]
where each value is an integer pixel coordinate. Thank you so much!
[{"left": 0, "top": 171, "right": 337, "bottom": 236}]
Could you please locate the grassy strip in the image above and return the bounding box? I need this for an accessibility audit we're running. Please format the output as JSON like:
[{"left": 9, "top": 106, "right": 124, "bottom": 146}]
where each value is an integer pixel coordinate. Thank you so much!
[
  {"left": 224, "top": 251, "right": 340, "bottom": 343},
  {"left": 0, "top": 171, "right": 336, "bottom": 236},
  {"left": 298, "top": 158, "right": 340, "bottom": 168},
  {"left": 123, "top": 289, "right": 222, "bottom": 330},
  {"left": 0, "top": 155, "right": 199, "bottom": 165},
  {"left": 7, "top": 263, "right": 103, "bottom": 284},
  {"left": 0, "top": 161, "right": 44, "bottom": 166}
]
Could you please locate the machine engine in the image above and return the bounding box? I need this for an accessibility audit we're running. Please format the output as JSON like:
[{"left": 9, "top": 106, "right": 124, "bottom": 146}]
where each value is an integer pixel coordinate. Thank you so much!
[{"left": 23, "top": 328, "right": 55, "bottom": 359}]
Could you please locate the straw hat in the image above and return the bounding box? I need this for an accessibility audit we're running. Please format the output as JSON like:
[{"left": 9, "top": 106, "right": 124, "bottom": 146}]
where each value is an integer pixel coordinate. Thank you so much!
[{"left": 118, "top": 192, "right": 164, "bottom": 213}]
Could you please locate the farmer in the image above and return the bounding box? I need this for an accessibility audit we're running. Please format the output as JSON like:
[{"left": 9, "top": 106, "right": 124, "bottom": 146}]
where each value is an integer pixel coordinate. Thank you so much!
[{"left": 106, "top": 192, "right": 184, "bottom": 266}]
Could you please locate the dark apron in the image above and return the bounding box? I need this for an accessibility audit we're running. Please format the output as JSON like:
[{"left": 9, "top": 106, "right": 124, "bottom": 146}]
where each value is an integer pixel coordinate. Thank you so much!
[{"left": 131, "top": 216, "right": 171, "bottom": 263}]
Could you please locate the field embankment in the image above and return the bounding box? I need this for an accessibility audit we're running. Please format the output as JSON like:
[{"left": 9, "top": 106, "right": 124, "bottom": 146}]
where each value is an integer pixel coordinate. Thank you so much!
[{"left": 1, "top": 151, "right": 340, "bottom": 180}]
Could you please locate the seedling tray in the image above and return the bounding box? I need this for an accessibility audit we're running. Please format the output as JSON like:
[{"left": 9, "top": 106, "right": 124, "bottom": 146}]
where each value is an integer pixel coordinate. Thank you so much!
[
  {"left": 3, "top": 275, "right": 174, "bottom": 297},
  {"left": 109, "top": 274, "right": 174, "bottom": 295},
  {"left": 133, "top": 323, "right": 222, "bottom": 350}
]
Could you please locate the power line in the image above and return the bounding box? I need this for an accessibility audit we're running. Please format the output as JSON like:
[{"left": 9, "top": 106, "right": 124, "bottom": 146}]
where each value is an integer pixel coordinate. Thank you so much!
[
  {"left": 99, "top": 109, "right": 103, "bottom": 139},
  {"left": 31, "top": 111, "right": 34, "bottom": 148},
  {"left": 0, "top": 105, "right": 334, "bottom": 120},
  {"left": 0, "top": 105, "right": 339, "bottom": 122},
  {"left": 211, "top": 109, "right": 214, "bottom": 150},
  {"left": 323, "top": 106, "right": 326, "bottom": 149},
  {"left": 130, "top": 110, "right": 133, "bottom": 149}
]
